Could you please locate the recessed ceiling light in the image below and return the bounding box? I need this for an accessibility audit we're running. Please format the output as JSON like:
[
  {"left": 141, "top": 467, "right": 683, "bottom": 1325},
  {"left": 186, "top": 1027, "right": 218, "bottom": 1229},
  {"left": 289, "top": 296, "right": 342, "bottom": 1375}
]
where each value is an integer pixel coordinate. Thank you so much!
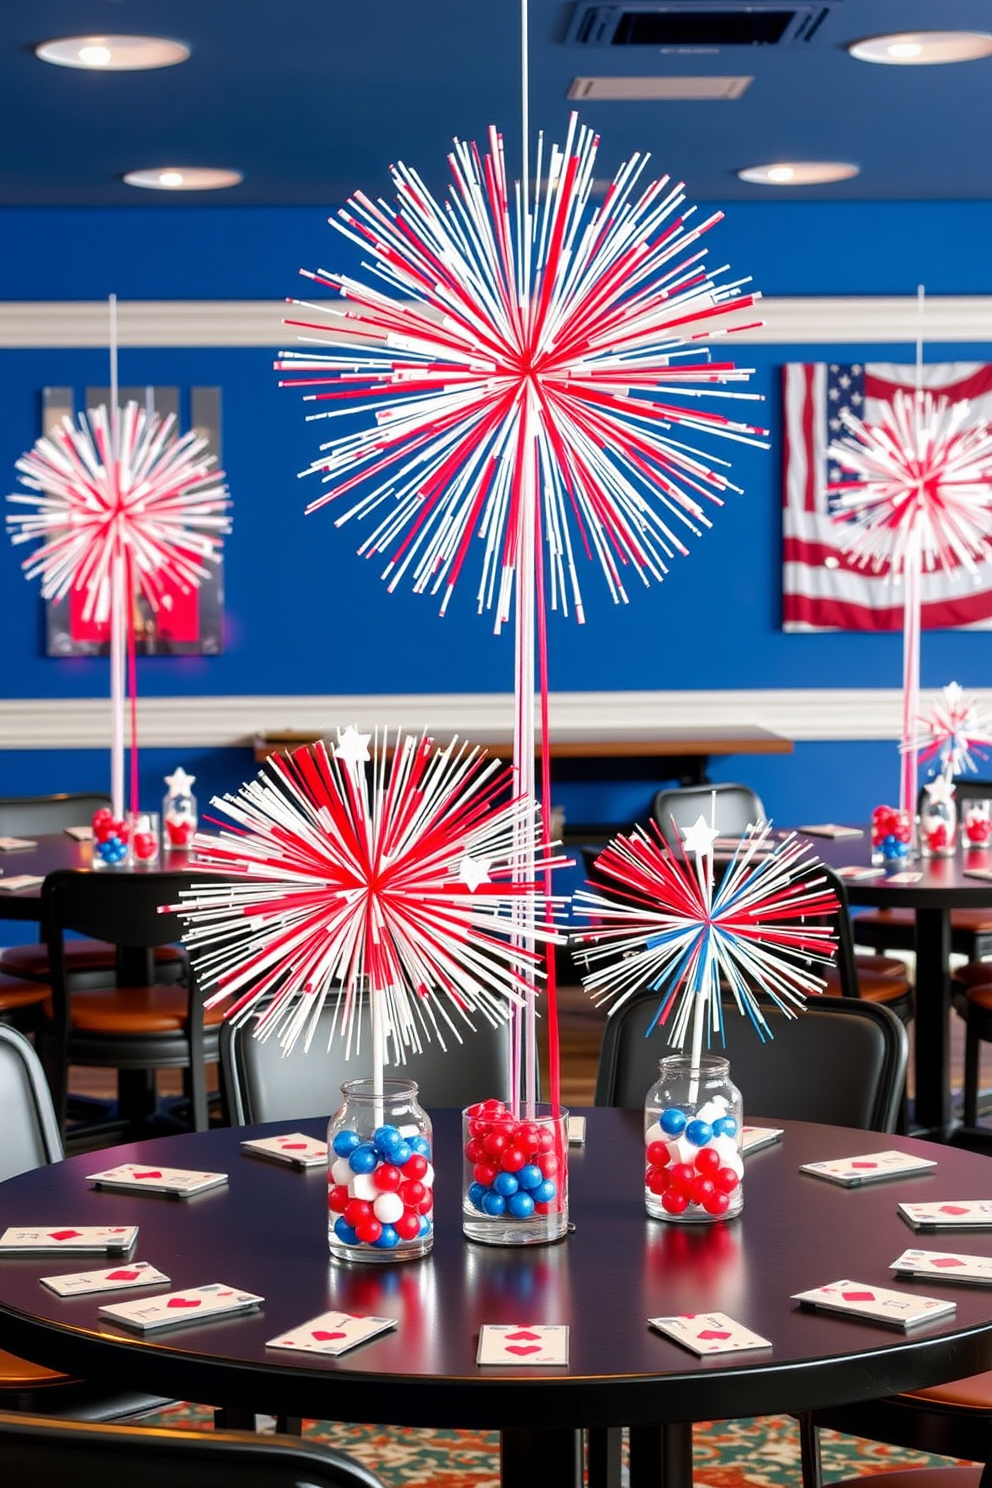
[
  {"left": 123, "top": 167, "right": 243, "bottom": 192},
  {"left": 848, "top": 31, "right": 992, "bottom": 66},
  {"left": 35, "top": 35, "right": 189, "bottom": 71},
  {"left": 737, "top": 161, "right": 860, "bottom": 186}
]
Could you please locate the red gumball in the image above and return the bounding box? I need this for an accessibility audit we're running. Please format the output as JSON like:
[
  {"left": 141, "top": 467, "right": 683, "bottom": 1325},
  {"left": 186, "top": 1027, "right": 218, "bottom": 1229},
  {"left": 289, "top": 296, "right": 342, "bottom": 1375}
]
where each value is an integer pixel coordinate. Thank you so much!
[
  {"left": 355, "top": 1218, "right": 383, "bottom": 1245},
  {"left": 399, "top": 1179, "right": 426, "bottom": 1207},
  {"left": 645, "top": 1164, "right": 668, "bottom": 1195},
  {"left": 714, "top": 1166, "right": 740, "bottom": 1193},
  {"left": 405, "top": 1153, "right": 429, "bottom": 1180},
  {"left": 662, "top": 1190, "right": 689, "bottom": 1215},
  {"left": 394, "top": 1210, "right": 421, "bottom": 1240},
  {"left": 374, "top": 1163, "right": 402, "bottom": 1193},
  {"left": 483, "top": 1131, "right": 508, "bottom": 1158},
  {"left": 328, "top": 1184, "right": 350, "bottom": 1213},
  {"left": 501, "top": 1146, "right": 527, "bottom": 1172},
  {"left": 417, "top": 1190, "right": 434, "bottom": 1214},
  {"left": 689, "top": 1175, "right": 716, "bottom": 1206},
  {"left": 667, "top": 1162, "right": 695, "bottom": 1194},
  {"left": 646, "top": 1140, "right": 669, "bottom": 1166},
  {"left": 133, "top": 831, "right": 157, "bottom": 861},
  {"left": 694, "top": 1146, "right": 721, "bottom": 1175},
  {"left": 465, "top": 1138, "right": 485, "bottom": 1163},
  {"left": 344, "top": 1199, "right": 372, "bottom": 1227},
  {"left": 474, "top": 1162, "right": 497, "bottom": 1187},
  {"left": 703, "top": 1190, "right": 731, "bottom": 1216}
]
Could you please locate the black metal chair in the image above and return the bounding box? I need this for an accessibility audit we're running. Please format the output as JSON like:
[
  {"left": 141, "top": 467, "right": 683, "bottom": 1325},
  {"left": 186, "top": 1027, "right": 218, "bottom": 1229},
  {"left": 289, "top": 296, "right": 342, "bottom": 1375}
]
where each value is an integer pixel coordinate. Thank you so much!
[
  {"left": 651, "top": 781, "right": 766, "bottom": 851},
  {"left": 595, "top": 992, "right": 908, "bottom": 1133},
  {"left": 42, "top": 869, "right": 223, "bottom": 1139},
  {"left": 0, "top": 1025, "right": 171, "bottom": 1420},
  {"left": 0, "top": 1411, "right": 388, "bottom": 1488},
  {"left": 222, "top": 996, "right": 512, "bottom": 1123},
  {"left": 0, "top": 793, "right": 183, "bottom": 989}
]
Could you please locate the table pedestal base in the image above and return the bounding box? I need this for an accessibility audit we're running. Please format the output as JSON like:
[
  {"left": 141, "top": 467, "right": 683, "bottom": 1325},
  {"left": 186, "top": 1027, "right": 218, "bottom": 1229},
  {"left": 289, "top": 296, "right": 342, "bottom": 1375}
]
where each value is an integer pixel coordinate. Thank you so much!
[{"left": 501, "top": 1427, "right": 582, "bottom": 1487}]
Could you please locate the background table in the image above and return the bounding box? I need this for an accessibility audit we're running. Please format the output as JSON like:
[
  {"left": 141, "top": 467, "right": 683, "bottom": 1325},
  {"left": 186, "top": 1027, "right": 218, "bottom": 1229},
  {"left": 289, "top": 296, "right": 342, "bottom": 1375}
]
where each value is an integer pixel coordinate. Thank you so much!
[
  {"left": 807, "top": 830, "right": 992, "bottom": 1136},
  {"left": 0, "top": 1112, "right": 991, "bottom": 1488}
]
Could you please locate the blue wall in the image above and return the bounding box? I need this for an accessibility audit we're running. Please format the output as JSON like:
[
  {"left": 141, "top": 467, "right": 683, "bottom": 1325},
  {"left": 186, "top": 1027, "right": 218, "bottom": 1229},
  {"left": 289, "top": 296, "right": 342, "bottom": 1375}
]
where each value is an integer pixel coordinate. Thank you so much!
[{"left": 2, "top": 201, "right": 992, "bottom": 829}]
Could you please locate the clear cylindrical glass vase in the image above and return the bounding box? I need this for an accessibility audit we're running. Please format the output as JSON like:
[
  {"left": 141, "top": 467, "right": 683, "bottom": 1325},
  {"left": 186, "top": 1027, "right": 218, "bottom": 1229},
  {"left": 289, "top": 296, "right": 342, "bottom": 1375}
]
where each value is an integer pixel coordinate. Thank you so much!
[
  {"left": 919, "top": 790, "right": 957, "bottom": 858},
  {"left": 327, "top": 1078, "right": 434, "bottom": 1263},
  {"left": 644, "top": 1055, "right": 743, "bottom": 1223},
  {"left": 462, "top": 1099, "right": 568, "bottom": 1246}
]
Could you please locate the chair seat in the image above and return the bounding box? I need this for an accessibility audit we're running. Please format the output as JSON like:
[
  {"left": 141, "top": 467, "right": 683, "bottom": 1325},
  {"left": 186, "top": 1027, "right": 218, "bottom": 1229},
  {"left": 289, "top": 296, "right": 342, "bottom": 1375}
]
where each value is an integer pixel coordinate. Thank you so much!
[
  {"left": 822, "top": 957, "right": 912, "bottom": 1006},
  {"left": 953, "top": 961, "right": 992, "bottom": 992},
  {"left": 0, "top": 1348, "right": 64, "bottom": 1389},
  {"left": 825, "top": 1472, "right": 982, "bottom": 1488},
  {"left": 859, "top": 907, "right": 992, "bottom": 934},
  {"left": 904, "top": 1369, "right": 992, "bottom": 1411},
  {"left": 43, "top": 986, "right": 226, "bottom": 1036},
  {"left": 0, "top": 975, "right": 50, "bottom": 1014},
  {"left": 1, "top": 941, "right": 184, "bottom": 983}
]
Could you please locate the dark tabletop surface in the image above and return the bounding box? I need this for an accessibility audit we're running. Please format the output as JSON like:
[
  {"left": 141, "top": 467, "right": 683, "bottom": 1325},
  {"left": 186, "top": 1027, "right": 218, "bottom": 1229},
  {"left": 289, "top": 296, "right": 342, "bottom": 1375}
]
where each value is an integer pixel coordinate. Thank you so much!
[
  {"left": 0, "top": 835, "right": 206, "bottom": 921},
  {"left": 798, "top": 828, "right": 992, "bottom": 909},
  {"left": 0, "top": 1111, "right": 991, "bottom": 1429}
]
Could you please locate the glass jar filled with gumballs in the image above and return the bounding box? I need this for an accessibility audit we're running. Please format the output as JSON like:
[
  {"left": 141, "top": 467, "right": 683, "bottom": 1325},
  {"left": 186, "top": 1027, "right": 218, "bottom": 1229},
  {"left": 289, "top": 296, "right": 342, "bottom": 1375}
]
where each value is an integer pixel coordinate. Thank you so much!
[
  {"left": 871, "top": 805, "right": 913, "bottom": 865},
  {"left": 162, "top": 767, "right": 198, "bottom": 851},
  {"left": 327, "top": 1078, "right": 434, "bottom": 1263},
  {"left": 963, "top": 798, "right": 992, "bottom": 850},
  {"left": 644, "top": 1056, "right": 743, "bottom": 1223},
  {"left": 919, "top": 780, "right": 957, "bottom": 859}
]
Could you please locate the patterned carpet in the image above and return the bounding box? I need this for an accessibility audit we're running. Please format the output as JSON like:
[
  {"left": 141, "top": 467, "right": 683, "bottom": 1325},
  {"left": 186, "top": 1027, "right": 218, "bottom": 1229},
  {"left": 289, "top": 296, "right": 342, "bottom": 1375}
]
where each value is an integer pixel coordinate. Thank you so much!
[{"left": 146, "top": 1403, "right": 967, "bottom": 1488}]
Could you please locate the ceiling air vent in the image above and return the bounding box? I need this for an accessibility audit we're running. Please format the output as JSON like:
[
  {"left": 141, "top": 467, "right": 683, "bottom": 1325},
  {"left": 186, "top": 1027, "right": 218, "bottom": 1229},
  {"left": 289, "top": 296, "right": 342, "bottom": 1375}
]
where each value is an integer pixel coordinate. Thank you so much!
[
  {"left": 567, "top": 4, "right": 837, "bottom": 48},
  {"left": 567, "top": 74, "right": 752, "bottom": 98}
]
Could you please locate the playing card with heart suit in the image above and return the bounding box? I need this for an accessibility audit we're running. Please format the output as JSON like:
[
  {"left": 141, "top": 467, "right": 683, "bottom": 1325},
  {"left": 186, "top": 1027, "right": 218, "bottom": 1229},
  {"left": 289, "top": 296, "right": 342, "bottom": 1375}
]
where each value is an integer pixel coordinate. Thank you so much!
[
  {"left": 41, "top": 1261, "right": 170, "bottom": 1297},
  {"left": 0, "top": 1225, "right": 138, "bottom": 1255},
  {"left": 99, "top": 1283, "right": 263, "bottom": 1332},
  {"left": 890, "top": 1249, "right": 992, "bottom": 1285},
  {"left": 799, "top": 1150, "right": 937, "bottom": 1187},
  {"left": 476, "top": 1325, "right": 569, "bottom": 1366},
  {"left": 266, "top": 1310, "right": 397, "bottom": 1356},
  {"left": 240, "top": 1133, "right": 328, "bottom": 1168},
  {"left": 792, "top": 1280, "right": 956, "bottom": 1329},
  {"left": 86, "top": 1164, "right": 228, "bottom": 1197},
  {"left": 741, "top": 1126, "right": 784, "bottom": 1155},
  {"left": 899, "top": 1201, "right": 992, "bottom": 1231},
  {"left": 648, "top": 1312, "right": 772, "bottom": 1356}
]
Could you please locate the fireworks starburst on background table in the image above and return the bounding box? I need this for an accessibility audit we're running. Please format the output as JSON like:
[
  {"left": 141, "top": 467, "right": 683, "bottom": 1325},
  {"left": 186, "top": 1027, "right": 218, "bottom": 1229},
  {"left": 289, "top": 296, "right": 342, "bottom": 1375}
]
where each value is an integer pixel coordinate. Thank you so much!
[
  {"left": 829, "top": 387, "right": 992, "bottom": 816},
  {"left": 572, "top": 817, "right": 838, "bottom": 1071},
  {"left": 276, "top": 102, "right": 767, "bottom": 1114},
  {"left": 911, "top": 680, "right": 992, "bottom": 779},
  {"left": 174, "top": 728, "right": 567, "bottom": 1100},
  {"left": 6, "top": 399, "right": 230, "bottom": 816}
]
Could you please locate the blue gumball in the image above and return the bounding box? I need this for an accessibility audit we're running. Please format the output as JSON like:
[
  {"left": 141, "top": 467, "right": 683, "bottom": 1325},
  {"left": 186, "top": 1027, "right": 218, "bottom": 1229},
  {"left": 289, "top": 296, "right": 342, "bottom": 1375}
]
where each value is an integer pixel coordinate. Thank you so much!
[
  {"left": 508, "top": 1191, "right": 535, "bottom": 1219},
  {"left": 373, "top": 1124, "right": 403, "bottom": 1156},
  {"left": 660, "top": 1107, "right": 687, "bottom": 1136},
  {"left": 481, "top": 1190, "right": 507, "bottom": 1216},
  {"left": 332, "top": 1129, "right": 361, "bottom": 1158},
  {"left": 467, "top": 1181, "right": 488, "bottom": 1210},
  {"left": 391, "top": 1141, "right": 412, "bottom": 1166},
  {"left": 334, "top": 1218, "right": 359, "bottom": 1246},
  {"left": 348, "top": 1142, "right": 378, "bottom": 1174},
  {"left": 494, "top": 1171, "right": 519, "bottom": 1197},
  {"left": 532, "top": 1179, "right": 557, "bottom": 1203},
  {"left": 418, "top": 1215, "right": 432, "bottom": 1237},
  {"left": 374, "top": 1224, "right": 400, "bottom": 1249},
  {"left": 712, "top": 1115, "right": 738, "bottom": 1139},
  {"left": 408, "top": 1134, "right": 431, "bottom": 1157},
  {"left": 517, "top": 1164, "right": 543, "bottom": 1191},
  {"left": 685, "top": 1119, "right": 713, "bottom": 1147}
]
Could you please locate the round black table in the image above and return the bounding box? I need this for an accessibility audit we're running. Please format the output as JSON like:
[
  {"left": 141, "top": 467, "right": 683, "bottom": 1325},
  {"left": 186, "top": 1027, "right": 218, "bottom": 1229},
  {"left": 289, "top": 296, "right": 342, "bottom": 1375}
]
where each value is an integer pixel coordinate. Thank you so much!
[
  {"left": 807, "top": 830, "right": 992, "bottom": 1135},
  {"left": 0, "top": 1113, "right": 991, "bottom": 1487}
]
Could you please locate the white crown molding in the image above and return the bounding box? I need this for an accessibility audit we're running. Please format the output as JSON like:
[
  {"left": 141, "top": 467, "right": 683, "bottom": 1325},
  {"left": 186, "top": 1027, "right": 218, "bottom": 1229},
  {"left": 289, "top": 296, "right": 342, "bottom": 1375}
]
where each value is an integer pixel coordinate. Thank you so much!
[
  {"left": 2, "top": 297, "right": 992, "bottom": 348},
  {"left": 0, "top": 689, "right": 971, "bottom": 750}
]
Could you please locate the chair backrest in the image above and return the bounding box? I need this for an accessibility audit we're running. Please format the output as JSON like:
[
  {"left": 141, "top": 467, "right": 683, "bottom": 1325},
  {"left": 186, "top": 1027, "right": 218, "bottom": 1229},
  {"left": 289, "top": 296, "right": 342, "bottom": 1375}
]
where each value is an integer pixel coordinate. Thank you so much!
[
  {"left": 223, "top": 999, "right": 512, "bottom": 1123},
  {"left": 0, "top": 1025, "right": 63, "bottom": 1177},
  {"left": 42, "top": 869, "right": 196, "bottom": 953},
  {"left": 0, "top": 794, "right": 110, "bottom": 837},
  {"left": 0, "top": 1411, "right": 387, "bottom": 1488},
  {"left": 651, "top": 782, "right": 767, "bottom": 851},
  {"left": 595, "top": 993, "right": 908, "bottom": 1133}
]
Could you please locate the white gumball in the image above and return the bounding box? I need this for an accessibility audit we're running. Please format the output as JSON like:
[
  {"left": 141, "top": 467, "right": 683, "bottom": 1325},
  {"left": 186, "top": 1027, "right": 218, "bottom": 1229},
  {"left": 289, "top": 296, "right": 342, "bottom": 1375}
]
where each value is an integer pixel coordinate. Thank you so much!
[{"left": 373, "top": 1192, "right": 404, "bottom": 1224}]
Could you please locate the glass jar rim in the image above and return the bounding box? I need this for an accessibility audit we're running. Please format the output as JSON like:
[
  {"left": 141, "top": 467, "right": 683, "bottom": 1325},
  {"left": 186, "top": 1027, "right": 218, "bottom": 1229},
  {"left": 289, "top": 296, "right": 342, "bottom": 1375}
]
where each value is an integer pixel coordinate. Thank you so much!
[
  {"left": 339, "top": 1076, "right": 421, "bottom": 1100},
  {"left": 656, "top": 1054, "right": 730, "bottom": 1076}
]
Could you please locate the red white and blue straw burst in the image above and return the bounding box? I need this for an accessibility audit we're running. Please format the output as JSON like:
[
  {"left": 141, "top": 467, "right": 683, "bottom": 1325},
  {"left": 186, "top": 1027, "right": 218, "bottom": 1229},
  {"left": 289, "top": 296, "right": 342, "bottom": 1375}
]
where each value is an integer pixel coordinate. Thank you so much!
[
  {"left": 572, "top": 820, "right": 838, "bottom": 1053},
  {"left": 276, "top": 114, "right": 768, "bottom": 627},
  {"left": 911, "top": 681, "right": 992, "bottom": 778},
  {"left": 7, "top": 402, "right": 230, "bottom": 624},
  {"left": 173, "top": 727, "right": 568, "bottom": 1060},
  {"left": 828, "top": 389, "right": 992, "bottom": 815}
]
